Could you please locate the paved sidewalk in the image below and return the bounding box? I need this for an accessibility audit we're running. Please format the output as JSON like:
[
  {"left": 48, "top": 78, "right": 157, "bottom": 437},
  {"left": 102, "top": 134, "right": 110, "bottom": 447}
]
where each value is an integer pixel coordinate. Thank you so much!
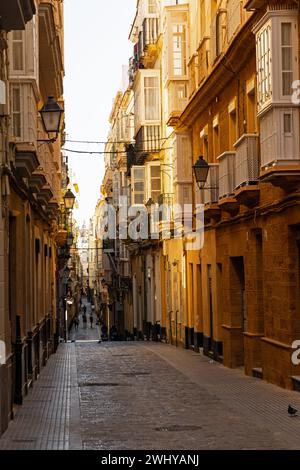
[
  {"left": 0, "top": 343, "right": 81, "bottom": 450},
  {"left": 0, "top": 335, "right": 300, "bottom": 450}
]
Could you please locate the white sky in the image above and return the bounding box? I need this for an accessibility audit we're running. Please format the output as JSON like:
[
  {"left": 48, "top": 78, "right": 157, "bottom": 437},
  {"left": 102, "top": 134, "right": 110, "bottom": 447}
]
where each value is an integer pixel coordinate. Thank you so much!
[{"left": 64, "top": 0, "right": 136, "bottom": 227}]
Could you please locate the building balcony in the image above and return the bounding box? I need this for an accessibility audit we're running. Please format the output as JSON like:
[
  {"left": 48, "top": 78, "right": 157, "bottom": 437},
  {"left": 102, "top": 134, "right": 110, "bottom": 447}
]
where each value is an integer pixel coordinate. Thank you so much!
[
  {"left": 29, "top": 168, "right": 47, "bottom": 193},
  {"left": 218, "top": 151, "right": 239, "bottom": 214},
  {"left": 141, "top": 17, "right": 160, "bottom": 67},
  {"left": 36, "top": 185, "right": 53, "bottom": 206},
  {"left": 15, "top": 143, "right": 39, "bottom": 179},
  {"left": 47, "top": 199, "right": 59, "bottom": 217},
  {"left": 259, "top": 165, "right": 300, "bottom": 192},
  {"left": 197, "top": 164, "right": 221, "bottom": 222},
  {"left": 0, "top": 0, "right": 35, "bottom": 31},
  {"left": 129, "top": 56, "right": 143, "bottom": 87},
  {"left": 38, "top": 2, "right": 64, "bottom": 98},
  {"left": 56, "top": 229, "right": 68, "bottom": 248},
  {"left": 234, "top": 134, "right": 260, "bottom": 207},
  {"left": 134, "top": 125, "right": 161, "bottom": 164},
  {"left": 167, "top": 81, "right": 188, "bottom": 127}
]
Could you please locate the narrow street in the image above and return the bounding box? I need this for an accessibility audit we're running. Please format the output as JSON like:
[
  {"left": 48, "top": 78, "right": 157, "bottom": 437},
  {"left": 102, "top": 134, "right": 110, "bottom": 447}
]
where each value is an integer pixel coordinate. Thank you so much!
[{"left": 1, "top": 317, "right": 300, "bottom": 451}]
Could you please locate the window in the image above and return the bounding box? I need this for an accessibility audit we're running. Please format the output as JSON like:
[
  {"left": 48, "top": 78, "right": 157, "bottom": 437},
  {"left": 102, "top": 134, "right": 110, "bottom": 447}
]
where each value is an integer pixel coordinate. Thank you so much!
[
  {"left": 256, "top": 22, "right": 272, "bottom": 108},
  {"left": 228, "top": 99, "right": 237, "bottom": 149},
  {"left": 131, "top": 164, "right": 161, "bottom": 204},
  {"left": 200, "top": 126, "right": 209, "bottom": 161},
  {"left": 12, "top": 30, "right": 24, "bottom": 72},
  {"left": 172, "top": 24, "right": 187, "bottom": 76},
  {"left": 148, "top": 0, "right": 157, "bottom": 14},
  {"left": 283, "top": 112, "right": 292, "bottom": 134},
  {"left": 149, "top": 165, "right": 161, "bottom": 202},
  {"left": 213, "top": 116, "right": 220, "bottom": 160},
  {"left": 281, "top": 23, "right": 293, "bottom": 96},
  {"left": 12, "top": 86, "right": 21, "bottom": 138},
  {"left": 246, "top": 78, "right": 257, "bottom": 133},
  {"left": 144, "top": 76, "right": 160, "bottom": 120},
  {"left": 132, "top": 166, "right": 146, "bottom": 205}
]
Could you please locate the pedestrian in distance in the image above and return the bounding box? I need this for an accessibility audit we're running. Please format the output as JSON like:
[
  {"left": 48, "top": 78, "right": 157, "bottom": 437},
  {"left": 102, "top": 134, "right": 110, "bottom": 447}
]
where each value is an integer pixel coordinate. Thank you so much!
[
  {"left": 74, "top": 316, "right": 79, "bottom": 331},
  {"left": 83, "top": 305, "right": 87, "bottom": 315},
  {"left": 90, "top": 313, "right": 94, "bottom": 329},
  {"left": 82, "top": 313, "right": 87, "bottom": 329}
]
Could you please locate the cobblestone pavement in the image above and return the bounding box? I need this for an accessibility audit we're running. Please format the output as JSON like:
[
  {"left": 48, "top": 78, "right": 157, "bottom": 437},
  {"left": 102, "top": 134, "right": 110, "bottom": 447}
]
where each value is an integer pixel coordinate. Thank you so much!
[{"left": 1, "top": 326, "right": 300, "bottom": 450}]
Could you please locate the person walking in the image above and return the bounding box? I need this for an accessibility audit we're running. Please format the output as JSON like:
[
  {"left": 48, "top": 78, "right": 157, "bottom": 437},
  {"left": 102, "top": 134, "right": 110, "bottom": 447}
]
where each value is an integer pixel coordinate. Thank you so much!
[
  {"left": 74, "top": 316, "right": 79, "bottom": 331},
  {"left": 90, "top": 313, "right": 94, "bottom": 329},
  {"left": 82, "top": 313, "right": 87, "bottom": 329}
]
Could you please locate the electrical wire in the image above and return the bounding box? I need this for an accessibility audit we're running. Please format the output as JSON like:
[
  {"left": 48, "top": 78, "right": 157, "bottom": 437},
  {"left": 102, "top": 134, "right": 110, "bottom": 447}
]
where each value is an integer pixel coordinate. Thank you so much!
[
  {"left": 63, "top": 147, "right": 174, "bottom": 155},
  {"left": 63, "top": 136, "right": 170, "bottom": 145}
]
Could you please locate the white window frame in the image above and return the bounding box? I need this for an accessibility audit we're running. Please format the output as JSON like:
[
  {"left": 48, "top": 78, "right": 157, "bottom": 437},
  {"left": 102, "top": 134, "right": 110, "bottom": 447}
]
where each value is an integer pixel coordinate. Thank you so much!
[
  {"left": 11, "top": 30, "right": 25, "bottom": 74},
  {"left": 11, "top": 85, "right": 22, "bottom": 139},
  {"left": 146, "top": 161, "right": 161, "bottom": 202},
  {"left": 134, "top": 70, "right": 161, "bottom": 130},
  {"left": 163, "top": 6, "right": 189, "bottom": 84},
  {"left": 254, "top": 10, "right": 298, "bottom": 112},
  {"left": 131, "top": 166, "right": 146, "bottom": 205}
]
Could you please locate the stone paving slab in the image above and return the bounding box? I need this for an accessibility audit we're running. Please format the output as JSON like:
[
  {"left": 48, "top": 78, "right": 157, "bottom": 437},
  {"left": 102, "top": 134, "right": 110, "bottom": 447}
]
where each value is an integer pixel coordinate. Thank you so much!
[
  {"left": 1, "top": 335, "right": 300, "bottom": 450},
  {"left": 76, "top": 343, "right": 299, "bottom": 450}
]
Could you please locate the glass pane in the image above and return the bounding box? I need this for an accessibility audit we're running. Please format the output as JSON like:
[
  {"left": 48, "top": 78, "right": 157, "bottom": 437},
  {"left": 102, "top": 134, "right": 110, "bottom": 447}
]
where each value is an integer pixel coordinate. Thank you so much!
[
  {"left": 151, "top": 179, "right": 161, "bottom": 191},
  {"left": 151, "top": 191, "right": 160, "bottom": 203},
  {"left": 13, "top": 88, "right": 21, "bottom": 112},
  {"left": 13, "top": 30, "right": 23, "bottom": 40},
  {"left": 284, "top": 113, "right": 292, "bottom": 134},
  {"left": 13, "top": 42, "right": 23, "bottom": 71},
  {"left": 281, "top": 23, "right": 292, "bottom": 46},
  {"left": 134, "top": 182, "right": 144, "bottom": 192},
  {"left": 13, "top": 114, "right": 21, "bottom": 138},
  {"left": 135, "top": 194, "right": 144, "bottom": 204},
  {"left": 133, "top": 168, "right": 144, "bottom": 180},
  {"left": 282, "top": 71, "right": 293, "bottom": 95},
  {"left": 151, "top": 166, "right": 160, "bottom": 177},
  {"left": 282, "top": 48, "right": 292, "bottom": 71}
]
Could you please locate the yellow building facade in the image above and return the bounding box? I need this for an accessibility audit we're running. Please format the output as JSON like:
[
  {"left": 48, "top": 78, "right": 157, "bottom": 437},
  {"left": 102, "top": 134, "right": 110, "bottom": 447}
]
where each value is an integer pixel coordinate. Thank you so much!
[
  {"left": 0, "top": 0, "right": 65, "bottom": 434},
  {"left": 103, "top": 0, "right": 300, "bottom": 390}
]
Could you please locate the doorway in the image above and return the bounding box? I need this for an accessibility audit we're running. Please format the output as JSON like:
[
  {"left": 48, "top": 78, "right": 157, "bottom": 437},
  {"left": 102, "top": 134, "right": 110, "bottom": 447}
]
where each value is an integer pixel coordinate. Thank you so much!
[{"left": 230, "top": 257, "right": 246, "bottom": 366}]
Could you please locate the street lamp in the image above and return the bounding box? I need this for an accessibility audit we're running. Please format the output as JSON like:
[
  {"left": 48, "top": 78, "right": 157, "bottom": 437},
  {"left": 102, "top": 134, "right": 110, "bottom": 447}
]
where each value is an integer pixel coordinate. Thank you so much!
[
  {"left": 192, "top": 156, "right": 210, "bottom": 189},
  {"left": 63, "top": 189, "right": 76, "bottom": 211},
  {"left": 38, "top": 96, "right": 64, "bottom": 143}
]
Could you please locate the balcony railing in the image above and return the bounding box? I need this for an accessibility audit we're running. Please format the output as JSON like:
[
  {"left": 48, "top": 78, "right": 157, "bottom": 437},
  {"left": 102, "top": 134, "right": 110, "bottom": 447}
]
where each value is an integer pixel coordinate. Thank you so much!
[
  {"left": 135, "top": 125, "right": 161, "bottom": 163},
  {"left": 143, "top": 17, "right": 159, "bottom": 48},
  {"left": 218, "top": 151, "right": 236, "bottom": 198},
  {"left": 234, "top": 134, "right": 259, "bottom": 188},
  {"left": 198, "top": 164, "right": 219, "bottom": 204}
]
